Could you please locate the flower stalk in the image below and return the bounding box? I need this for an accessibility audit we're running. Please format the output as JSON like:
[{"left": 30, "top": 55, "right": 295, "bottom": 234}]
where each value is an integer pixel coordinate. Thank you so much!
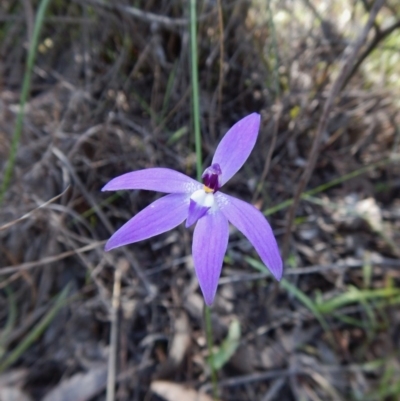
[
  {"left": 190, "top": 1, "right": 218, "bottom": 398},
  {"left": 205, "top": 305, "right": 219, "bottom": 400}
]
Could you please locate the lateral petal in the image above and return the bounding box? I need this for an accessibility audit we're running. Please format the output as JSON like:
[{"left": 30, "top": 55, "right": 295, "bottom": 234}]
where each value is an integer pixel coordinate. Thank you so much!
[
  {"left": 192, "top": 211, "right": 229, "bottom": 305},
  {"left": 212, "top": 113, "right": 260, "bottom": 186},
  {"left": 102, "top": 168, "right": 202, "bottom": 194},
  {"left": 105, "top": 193, "right": 189, "bottom": 251},
  {"left": 216, "top": 193, "right": 283, "bottom": 280}
]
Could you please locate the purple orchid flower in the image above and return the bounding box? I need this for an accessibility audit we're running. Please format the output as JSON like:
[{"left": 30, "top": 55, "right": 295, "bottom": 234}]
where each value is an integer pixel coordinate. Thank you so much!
[{"left": 102, "top": 113, "right": 282, "bottom": 305}]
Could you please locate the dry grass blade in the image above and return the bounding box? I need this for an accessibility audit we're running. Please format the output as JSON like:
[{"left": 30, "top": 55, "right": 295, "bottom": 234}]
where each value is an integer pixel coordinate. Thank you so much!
[
  {"left": 0, "top": 187, "right": 69, "bottom": 232},
  {"left": 151, "top": 381, "right": 214, "bottom": 401},
  {"left": 41, "top": 367, "right": 107, "bottom": 401},
  {"left": 0, "top": 242, "right": 105, "bottom": 276},
  {"left": 106, "top": 262, "right": 123, "bottom": 401}
]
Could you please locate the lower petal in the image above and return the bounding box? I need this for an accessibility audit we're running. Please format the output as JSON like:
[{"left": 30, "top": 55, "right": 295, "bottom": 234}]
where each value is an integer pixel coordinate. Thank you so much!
[
  {"left": 105, "top": 193, "right": 189, "bottom": 251},
  {"left": 192, "top": 211, "right": 229, "bottom": 305},
  {"left": 216, "top": 193, "right": 283, "bottom": 280},
  {"left": 185, "top": 199, "right": 210, "bottom": 227}
]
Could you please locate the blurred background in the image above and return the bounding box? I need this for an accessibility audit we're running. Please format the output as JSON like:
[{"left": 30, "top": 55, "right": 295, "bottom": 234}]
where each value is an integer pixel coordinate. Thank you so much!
[{"left": 0, "top": 1, "right": 400, "bottom": 400}]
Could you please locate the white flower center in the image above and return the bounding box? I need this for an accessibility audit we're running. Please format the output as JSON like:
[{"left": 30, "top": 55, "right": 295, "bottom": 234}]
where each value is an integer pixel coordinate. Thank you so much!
[{"left": 190, "top": 189, "right": 215, "bottom": 208}]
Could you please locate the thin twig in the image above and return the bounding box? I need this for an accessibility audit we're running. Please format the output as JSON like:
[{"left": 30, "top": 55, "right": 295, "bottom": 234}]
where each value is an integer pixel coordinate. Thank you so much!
[
  {"left": 202, "top": 368, "right": 294, "bottom": 391},
  {"left": 76, "top": 0, "right": 188, "bottom": 27},
  {"left": 0, "top": 187, "right": 69, "bottom": 231},
  {"left": 52, "top": 147, "right": 155, "bottom": 296},
  {"left": 0, "top": 15, "right": 94, "bottom": 23},
  {"left": 341, "top": 19, "right": 400, "bottom": 90},
  {"left": 252, "top": 104, "right": 282, "bottom": 202},
  {"left": 75, "top": 0, "right": 220, "bottom": 29},
  {"left": 0, "top": 242, "right": 105, "bottom": 276},
  {"left": 282, "top": 0, "right": 385, "bottom": 259}
]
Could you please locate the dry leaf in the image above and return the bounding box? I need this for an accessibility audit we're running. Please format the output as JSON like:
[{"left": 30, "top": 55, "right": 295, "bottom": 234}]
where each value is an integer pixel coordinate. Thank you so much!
[
  {"left": 156, "top": 312, "right": 191, "bottom": 378},
  {"left": 41, "top": 366, "right": 107, "bottom": 401},
  {"left": 0, "top": 387, "right": 32, "bottom": 401},
  {"left": 151, "top": 381, "right": 214, "bottom": 401}
]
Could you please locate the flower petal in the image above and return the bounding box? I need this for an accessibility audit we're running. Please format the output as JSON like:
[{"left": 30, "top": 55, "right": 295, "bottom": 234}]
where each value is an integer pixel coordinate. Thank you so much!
[
  {"left": 192, "top": 211, "right": 229, "bottom": 305},
  {"left": 186, "top": 189, "right": 215, "bottom": 227},
  {"left": 212, "top": 113, "right": 260, "bottom": 186},
  {"left": 102, "top": 168, "right": 201, "bottom": 194},
  {"left": 186, "top": 200, "right": 210, "bottom": 228},
  {"left": 105, "top": 193, "right": 189, "bottom": 251},
  {"left": 216, "top": 193, "right": 282, "bottom": 280}
]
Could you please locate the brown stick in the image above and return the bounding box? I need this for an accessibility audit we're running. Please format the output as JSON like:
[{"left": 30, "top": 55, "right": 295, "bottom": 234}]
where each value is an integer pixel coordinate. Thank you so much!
[
  {"left": 281, "top": 0, "right": 386, "bottom": 259},
  {"left": 252, "top": 103, "right": 282, "bottom": 203}
]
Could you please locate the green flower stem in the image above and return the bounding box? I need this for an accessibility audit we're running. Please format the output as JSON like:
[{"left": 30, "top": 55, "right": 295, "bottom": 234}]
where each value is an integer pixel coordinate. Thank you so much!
[
  {"left": 190, "top": 1, "right": 218, "bottom": 399},
  {"left": 205, "top": 305, "right": 219, "bottom": 400},
  {"left": 190, "top": 0, "right": 202, "bottom": 181}
]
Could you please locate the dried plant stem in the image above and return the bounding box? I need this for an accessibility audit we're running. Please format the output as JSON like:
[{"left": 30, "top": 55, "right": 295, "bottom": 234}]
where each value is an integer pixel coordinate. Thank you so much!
[
  {"left": 251, "top": 0, "right": 280, "bottom": 202},
  {"left": 341, "top": 18, "right": 400, "bottom": 91},
  {"left": 0, "top": 0, "right": 52, "bottom": 204},
  {"left": 106, "top": 266, "right": 122, "bottom": 401},
  {"left": 252, "top": 103, "right": 281, "bottom": 203},
  {"left": 282, "top": 0, "right": 385, "bottom": 259},
  {"left": 0, "top": 187, "right": 69, "bottom": 231}
]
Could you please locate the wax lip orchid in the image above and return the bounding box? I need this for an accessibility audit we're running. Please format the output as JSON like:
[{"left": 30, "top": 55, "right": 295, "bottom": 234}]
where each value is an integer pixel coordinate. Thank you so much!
[{"left": 102, "top": 113, "right": 283, "bottom": 305}]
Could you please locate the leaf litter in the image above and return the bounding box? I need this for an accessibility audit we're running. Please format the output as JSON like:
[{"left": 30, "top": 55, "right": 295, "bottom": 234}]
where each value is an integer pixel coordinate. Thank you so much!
[{"left": 0, "top": 0, "right": 400, "bottom": 400}]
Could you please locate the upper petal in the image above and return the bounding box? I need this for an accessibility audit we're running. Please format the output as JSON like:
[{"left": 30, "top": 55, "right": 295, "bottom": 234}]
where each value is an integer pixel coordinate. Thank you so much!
[
  {"left": 105, "top": 193, "right": 189, "bottom": 251},
  {"left": 215, "top": 193, "right": 282, "bottom": 280},
  {"left": 102, "top": 168, "right": 202, "bottom": 194},
  {"left": 212, "top": 113, "right": 260, "bottom": 186},
  {"left": 192, "top": 211, "right": 229, "bottom": 305}
]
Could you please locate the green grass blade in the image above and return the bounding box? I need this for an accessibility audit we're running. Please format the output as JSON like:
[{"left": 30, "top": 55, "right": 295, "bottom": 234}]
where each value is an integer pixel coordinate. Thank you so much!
[
  {"left": 166, "top": 126, "right": 188, "bottom": 146},
  {"left": 209, "top": 319, "right": 241, "bottom": 371},
  {"left": 245, "top": 257, "right": 331, "bottom": 334},
  {"left": 0, "top": 287, "right": 17, "bottom": 357},
  {"left": 131, "top": 89, "right": 158, "bottom": 122},
  {"left": 0, "top": 284, "right": 70, "bottom": 373},
  {"left": 264, "top": 157, "right": 397, "bottom": 216},
  {"left": 161, "top": 61, "right": 178, "bottom": 120},
  {"left": 280, "top": 279, "right": 331, "bottom": 333},
  {"left": 315, "top": 286, "right": 400, "bottom": 315},
  {"left": 0, "top": 0, "right": 52, "bottom": 204}
]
